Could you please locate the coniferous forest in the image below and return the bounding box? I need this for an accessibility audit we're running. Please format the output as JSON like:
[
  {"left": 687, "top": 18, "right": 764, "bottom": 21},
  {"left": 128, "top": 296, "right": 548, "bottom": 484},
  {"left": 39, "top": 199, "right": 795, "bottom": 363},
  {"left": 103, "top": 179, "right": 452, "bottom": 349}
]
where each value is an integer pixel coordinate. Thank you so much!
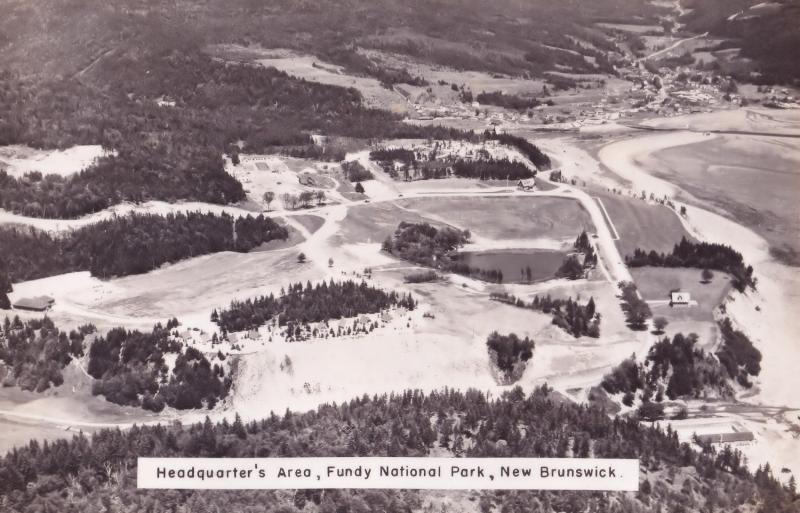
[
  {"left": 0, "top": 387, "right": 796, "bottom": 513},
  {"left": 0, "top": 212, "right": 287, "bottom": 281},
  {"left": 0, "top": 51, "right": 473, "bottom": 219},
  {"left": 0, "top": 317, "right": 89, "bottom": 392},
  {"left": 88, "top": 321, "right": 230, "bottom": 412},
  {"left": 601, "top": 326, "right": 761, "bottom": 403},
  {"left": 213, "top": 280, "right": 416, "bottom": 333}
]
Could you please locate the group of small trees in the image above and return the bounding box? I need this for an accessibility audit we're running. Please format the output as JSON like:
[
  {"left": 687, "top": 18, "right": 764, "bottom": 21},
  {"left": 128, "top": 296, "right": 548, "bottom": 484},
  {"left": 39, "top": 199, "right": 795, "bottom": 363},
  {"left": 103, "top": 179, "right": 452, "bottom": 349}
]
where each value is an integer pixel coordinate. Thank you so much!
[
  {"left": 618, "top": 281, "right": 652, "bottom": 330},
  {"left": 280, "top": 190, "right": 326, "bottom": 210},
  {"left": 556, "top": 231, "right": 596, "bottom": 280},
  {"left": 0, "top": 316, "right": 89, "bottom": 392},
  {"left": 490, "top": 292, "right": 601, "bottom": 338},
  {"left": 340, "top": 161, "right": 374, "bottom": 182},
  {"left": 212, "top": 279, "right": 416, "bottom": 333},
  {"left": 486, "top": 331, "right": 535, "bottom": 384}
]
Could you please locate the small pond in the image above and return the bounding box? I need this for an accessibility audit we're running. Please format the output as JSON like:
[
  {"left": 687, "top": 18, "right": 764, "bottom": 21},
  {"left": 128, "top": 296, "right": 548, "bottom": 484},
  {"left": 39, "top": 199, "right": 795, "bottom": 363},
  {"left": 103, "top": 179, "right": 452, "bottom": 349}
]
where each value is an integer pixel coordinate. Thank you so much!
[{"left": 454, "top": 249, "right": 566, "bottom": 283}]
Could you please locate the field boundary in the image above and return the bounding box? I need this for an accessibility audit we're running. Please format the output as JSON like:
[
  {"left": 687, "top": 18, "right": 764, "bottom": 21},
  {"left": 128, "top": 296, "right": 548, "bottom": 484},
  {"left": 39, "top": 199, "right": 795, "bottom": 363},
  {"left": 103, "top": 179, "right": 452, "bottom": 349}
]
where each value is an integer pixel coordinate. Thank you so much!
[{"left": 593, "top": 197, "right": 620, "bottom": 240}]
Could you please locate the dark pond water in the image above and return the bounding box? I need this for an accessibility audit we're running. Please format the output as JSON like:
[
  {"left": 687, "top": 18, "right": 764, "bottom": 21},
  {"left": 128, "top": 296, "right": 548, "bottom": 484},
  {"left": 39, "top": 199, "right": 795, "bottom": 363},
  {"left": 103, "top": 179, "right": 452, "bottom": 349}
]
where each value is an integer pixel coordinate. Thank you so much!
[{"left": 455, "top": 249, "right": 566, "bottom": 283}]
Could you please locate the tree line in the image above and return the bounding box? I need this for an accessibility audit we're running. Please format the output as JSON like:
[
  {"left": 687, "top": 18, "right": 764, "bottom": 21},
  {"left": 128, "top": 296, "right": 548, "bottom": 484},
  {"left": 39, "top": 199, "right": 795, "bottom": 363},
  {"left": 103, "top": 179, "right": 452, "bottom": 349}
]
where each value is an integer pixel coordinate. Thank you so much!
[
  {"left": 0, "top": 386, "right": 795, "bottom": 512},
  {"left": 213, "top": 280, "right": 416, "bottom": 334},
  {"left": 369, "top": 134, "right": 548, "bottom": 182},
  {"left": 0, "top": 211, "right": 287, "bottom": 282},
  {"left": 483, "top": 131, "right": 552, "bottom": 170},
  {"left": 626, "top": 237, "right": 756, "bottom": 291},
  {"left": 618, "top": 281, "right": 653, "bottom": 331},
  {"left": 88, "top": 321, "right": 230, "bottom": 412},
  {"left": 475, "top": 91, "right": 542, "bottom": 110},
  {"left": 491, "top": 292, "right": 601, "bottom": 338}
]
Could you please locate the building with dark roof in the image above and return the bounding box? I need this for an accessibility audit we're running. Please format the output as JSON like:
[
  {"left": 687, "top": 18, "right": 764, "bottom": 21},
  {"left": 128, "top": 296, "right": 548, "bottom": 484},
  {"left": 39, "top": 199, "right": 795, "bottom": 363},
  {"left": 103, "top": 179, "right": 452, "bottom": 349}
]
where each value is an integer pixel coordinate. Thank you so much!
[{"left": 12, "top": 296, "right": 55, "bottom": 312}]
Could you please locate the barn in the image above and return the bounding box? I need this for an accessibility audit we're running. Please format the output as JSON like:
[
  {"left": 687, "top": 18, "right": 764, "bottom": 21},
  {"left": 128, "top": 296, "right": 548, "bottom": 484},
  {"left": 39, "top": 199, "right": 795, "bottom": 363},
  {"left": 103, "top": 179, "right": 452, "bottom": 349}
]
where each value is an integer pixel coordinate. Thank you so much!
[{"left": 12, "top": 296, "right": 55, "bottom": 312}]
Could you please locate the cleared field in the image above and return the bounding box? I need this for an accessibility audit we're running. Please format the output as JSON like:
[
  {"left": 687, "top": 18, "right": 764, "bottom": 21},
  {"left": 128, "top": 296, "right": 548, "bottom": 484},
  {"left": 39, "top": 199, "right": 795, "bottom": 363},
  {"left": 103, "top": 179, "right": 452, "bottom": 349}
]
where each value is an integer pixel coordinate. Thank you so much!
[
  {"left": 0, "top": 144, "right": 109, "bottom": 178},
  {"left": 592, "top": 190, "right": 694, "bottom": 259},
  {"left": 398, "top": 196, "right": 593, "bottom": 241},
  {"left": 648, "top": 134, "right": 800, "bottom": 265},
  {"left": 333, "top": 202, "right": 442, "bottom": 245},
  {"left": 631, "top": 266, "right": 732, "bottom": 323}
]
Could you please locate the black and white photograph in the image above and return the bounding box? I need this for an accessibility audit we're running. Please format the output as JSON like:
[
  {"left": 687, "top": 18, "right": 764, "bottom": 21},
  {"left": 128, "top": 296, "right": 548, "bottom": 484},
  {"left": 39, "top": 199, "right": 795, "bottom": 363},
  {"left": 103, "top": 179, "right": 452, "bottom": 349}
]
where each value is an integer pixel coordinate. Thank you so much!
[{"left": 0, "top": 0, "right": 798, "bottom": 510}]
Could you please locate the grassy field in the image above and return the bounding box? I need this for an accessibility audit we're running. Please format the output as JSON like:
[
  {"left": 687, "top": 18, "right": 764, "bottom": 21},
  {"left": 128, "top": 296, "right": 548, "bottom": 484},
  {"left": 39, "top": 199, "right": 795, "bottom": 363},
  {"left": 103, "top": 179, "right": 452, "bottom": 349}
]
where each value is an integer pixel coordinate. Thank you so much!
[
  {"left": 334, "top": 202, "right": 443, "bottom": 245},
  {"left": 631, "top": 266, "right": 732, "bottom": 323},
  {"left": 592, "top": 189, "right": 694, "bottom": 259},
  {"left": 398, "top": 196, "right": 593, "bottom": 241},
  {"left": 292, "top": 214, "right": 325, "bottom": 234}
]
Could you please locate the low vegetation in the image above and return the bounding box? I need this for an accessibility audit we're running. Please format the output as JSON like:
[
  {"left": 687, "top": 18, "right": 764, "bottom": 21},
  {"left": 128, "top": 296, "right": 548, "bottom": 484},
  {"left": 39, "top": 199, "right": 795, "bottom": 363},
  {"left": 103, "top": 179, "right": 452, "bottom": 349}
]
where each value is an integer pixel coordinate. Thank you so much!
[
  {"left": 0, "top": 316, "right": 89, "bottom": 392},
  {"left": 0, "top": 212, "right": 287, "bottom": 282},
  {"left": 403, "top": 270, "right": 440, "bottom": 283},
  {"left": 491, "top": 292, "right": 600, "bottom": 338},
  {"left": 88, "top": 320, "right": 230, "bottom": 412},
  {"left": 212, "top": 280, "right": 416, "bottom": 334},
  {"left": 486, "top": 332, "right": 535, "bottom": 384},
  {"left": 1, "top": 387, "right": 795, "bottom": 512},
  {"left": 626, "top": 237, "right": 756, "bottom": 291}
]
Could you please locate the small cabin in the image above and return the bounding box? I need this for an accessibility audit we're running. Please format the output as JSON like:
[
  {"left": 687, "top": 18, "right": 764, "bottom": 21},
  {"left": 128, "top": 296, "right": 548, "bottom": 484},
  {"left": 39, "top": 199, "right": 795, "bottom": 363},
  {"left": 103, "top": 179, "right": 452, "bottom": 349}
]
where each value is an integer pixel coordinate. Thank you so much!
[{"left": 517, "top": 178, "right": 536, "bottom": 191}]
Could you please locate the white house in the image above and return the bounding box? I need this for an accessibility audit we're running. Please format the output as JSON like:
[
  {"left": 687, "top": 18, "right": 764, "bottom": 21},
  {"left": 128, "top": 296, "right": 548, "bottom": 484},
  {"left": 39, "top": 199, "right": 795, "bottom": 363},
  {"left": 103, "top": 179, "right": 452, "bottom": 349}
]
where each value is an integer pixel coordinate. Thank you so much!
[{"left": 670, "top": 291, "right": 691, "bottom": 306}]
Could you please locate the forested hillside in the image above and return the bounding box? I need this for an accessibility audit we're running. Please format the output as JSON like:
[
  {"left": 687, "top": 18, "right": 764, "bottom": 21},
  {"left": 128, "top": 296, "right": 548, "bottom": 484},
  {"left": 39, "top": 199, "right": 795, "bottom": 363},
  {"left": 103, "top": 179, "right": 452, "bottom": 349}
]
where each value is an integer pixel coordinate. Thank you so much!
[
  {"left": 0, "top": 0, "right": 667, "bottom": 81},
  {"left": 0, "top": 212, "right": 287, "bottom": 281},
  {"left": 0, "top": 387, "right": 796, "bottom": 512},
  {"left": 682, "top": 0, "right": 800, "bottom": 83}
]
